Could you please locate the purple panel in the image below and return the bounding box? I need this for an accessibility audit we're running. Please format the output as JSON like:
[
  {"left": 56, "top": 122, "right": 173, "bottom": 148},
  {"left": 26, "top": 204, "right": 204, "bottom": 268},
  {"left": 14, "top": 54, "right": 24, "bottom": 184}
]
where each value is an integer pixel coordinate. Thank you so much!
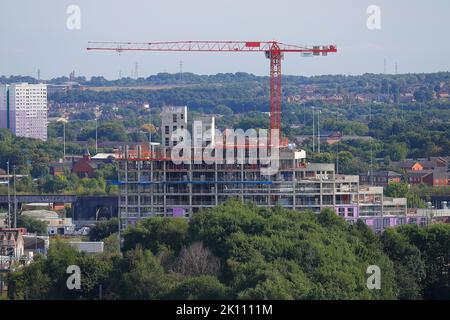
[
  {"left": 334, "top": 205, "right": 359, "bottom": 219},
  {"left": 390, "top": 217, "right": 398, "bottom": 226},
  {"left": 173, "top": 207, "right": 185, "bottom": 217}
]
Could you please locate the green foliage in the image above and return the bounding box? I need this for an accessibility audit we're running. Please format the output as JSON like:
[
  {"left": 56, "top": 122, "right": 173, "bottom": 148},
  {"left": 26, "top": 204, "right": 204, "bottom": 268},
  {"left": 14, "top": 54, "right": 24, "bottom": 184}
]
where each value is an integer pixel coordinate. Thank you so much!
[
  {"left": 7, "top": 199, "right": 450, "bottom": 300},
  {"left": 381, "top": 228, "right": 426, "bottom": 299},
  {"left": 414, "top": 87, "right": 434, "bottom": 102},
  {"left": 103, "top": 233, "right": 120, "bottom": 255},
  {"left": 397, "top": 224, "right": 450, "bottom": 299},
  {"left": 386, "top": 143, "right": 408, "bottom": 161},
  {"left": 123, "top": 217, "right": 189, "bottom": 254},
  {"left": 189, "top": 199, "right": 396, "bottom": 299},
  {"left": 89, "top": 218, "right": 119, "bottom": 241},
  {"left": 118, "top": 247, "right": 176, "bottom": 299},
  {"left": 6, "top": 255, "right": 50, "bottom": 300},
  {"left": 385, "top": 182, "right": 409, "bottom": 198},
  {"left": 168, "top": 276, "right": 231, "bottom": 300},
  {"left": 385, "top": 182, "right": 426, "bottom": 209},
  {"left": 16, "top": 215, "right": 48, "bottom": 235}
]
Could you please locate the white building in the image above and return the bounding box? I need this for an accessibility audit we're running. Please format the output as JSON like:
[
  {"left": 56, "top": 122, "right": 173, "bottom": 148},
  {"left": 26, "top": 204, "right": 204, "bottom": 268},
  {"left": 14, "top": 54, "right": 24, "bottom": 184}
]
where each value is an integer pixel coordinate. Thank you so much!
[
  {"left": 161, "top": 106, "right": 187, "bottom": 151},
  {"left": 193, "top": 115, "right": 215, "bottom": 147},
  {"left": 21, "top": 210, "right": 75, "bottom": 236},
  {"left": 0, "top": 83, "right": 48, "bottom": 141},
  {"left": 69, "top": 241, "right": 104, "bottom": 254}
]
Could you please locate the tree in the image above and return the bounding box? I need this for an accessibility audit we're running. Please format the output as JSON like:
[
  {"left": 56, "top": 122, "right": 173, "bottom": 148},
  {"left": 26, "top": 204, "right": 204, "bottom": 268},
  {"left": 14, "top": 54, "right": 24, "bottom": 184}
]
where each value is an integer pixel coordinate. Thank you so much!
[
  {"left": 123, "top": 217, "right": 189, "bottom": 254},
  {"left": 189, "top": 200, "right": 397, "bottom": 299},
  {"left": 384, "top": 182, "right": 426, "bottom": 209},
  {"left": 7, "top": 255, "right": 50, "bottom": 300},
  {"left": 399, "top": 224, "right": 450, "bottom": 299},
  {"left": 41, "top": 175, "right": 70, "bottom": 193},
  {"left": 168, "top": 276, "right": 231, "bottom": 299},
  {"left": 172, "top": 242, "right": 220, "bottom": 277},
  {"left": 384, "top": 182, "right": 409, "bottom": 198},
  {"left": 44, "top": 240, "right": 80, "bottom": 299},
  {"left": 17, "top": 215, "right": 48, "bottom": 235},
  {"left": 119, "top": 247, "right": 175, "bottom": 299},
  {"left": 381, "top": 228, "right": 425, "bottom": 299},
  {"left": 213, "top": 104, "right": 233, "bottom": 117},
  {"left": 71, "top": 111, "right": 96, "bottom": 121},
  {"left": 89, "top": 218, "right": 119, "bottom": 241},
  {"left": 414, "top": 87, "right": 433, "bottom": 102},
  {"left": 76, "top": 254, "right": 114, "bottom": 299},
  {"left": 386, "top": 143, "right": 408, "bottom": 161},
  {"left": 140, "top": 123, "right": 156, "bottom": 134}
]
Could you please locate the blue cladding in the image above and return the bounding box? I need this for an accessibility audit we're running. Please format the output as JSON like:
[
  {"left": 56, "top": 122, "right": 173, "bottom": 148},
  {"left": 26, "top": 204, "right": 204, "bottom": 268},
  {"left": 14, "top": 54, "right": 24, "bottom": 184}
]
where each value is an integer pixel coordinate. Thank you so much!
[{"left": 110, "top": 180, "right": 272, "bottom": 185}]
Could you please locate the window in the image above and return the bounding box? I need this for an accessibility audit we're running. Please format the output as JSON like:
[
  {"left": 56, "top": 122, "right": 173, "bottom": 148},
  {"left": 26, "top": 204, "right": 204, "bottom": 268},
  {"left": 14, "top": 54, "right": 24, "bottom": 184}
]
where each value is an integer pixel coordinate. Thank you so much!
[
  {"left": 338, "top": 207, "right": 345, "bottom": 217},
  {"left": 348, "top": 207, "right": 354, "bottom": 217},
  {"left": 173, "top": 114, "right": 177, "bottom": 122},
  {"left": 181, "top": 113, "right": 184, "bottom": 120},
  {"left": 165, "top": 126, "right": 169, "bottom": 134},
  {"left": 165, "top": 137, "right": 170, "bottom": 146}
]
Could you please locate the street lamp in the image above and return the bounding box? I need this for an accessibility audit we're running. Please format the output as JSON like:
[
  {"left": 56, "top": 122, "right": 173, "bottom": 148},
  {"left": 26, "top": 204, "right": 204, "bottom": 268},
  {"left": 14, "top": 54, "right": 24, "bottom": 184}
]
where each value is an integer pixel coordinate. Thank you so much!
[
  {"left": 6, "top": 161, "right": 11, "bottom": 228},
  {"left": 312, "top": 107, "right": 315, "bottom": 153},
  {"left": 13, "top": 165, "right": 17, "bottom": 228},
  {"left": 95, "top": 118, "right": 98, "bottom": 154},
  {"left": 317, "top": 110, "right": 321, "bottom": 154}
]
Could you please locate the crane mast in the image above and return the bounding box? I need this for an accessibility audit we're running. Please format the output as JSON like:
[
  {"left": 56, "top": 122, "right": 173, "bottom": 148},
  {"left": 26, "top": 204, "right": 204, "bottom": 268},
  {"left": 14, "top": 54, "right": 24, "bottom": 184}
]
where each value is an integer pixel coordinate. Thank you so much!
[{"left": 87, "top": 40, "right": 337, "bottom": 146}]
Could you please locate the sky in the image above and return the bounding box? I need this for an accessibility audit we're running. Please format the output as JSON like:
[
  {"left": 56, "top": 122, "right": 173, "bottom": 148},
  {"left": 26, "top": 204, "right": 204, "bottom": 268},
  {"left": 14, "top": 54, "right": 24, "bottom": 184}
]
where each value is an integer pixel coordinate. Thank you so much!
[{"left": 1, "top": 0, "right": 449, "bottom": 79}]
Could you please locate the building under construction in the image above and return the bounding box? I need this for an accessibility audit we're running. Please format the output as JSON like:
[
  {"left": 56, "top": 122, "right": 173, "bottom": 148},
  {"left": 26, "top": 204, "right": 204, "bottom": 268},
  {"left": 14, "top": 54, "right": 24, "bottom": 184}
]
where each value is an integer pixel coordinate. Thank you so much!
[{"left": 116, "top": 106, "right": 422, "bottom": 233}]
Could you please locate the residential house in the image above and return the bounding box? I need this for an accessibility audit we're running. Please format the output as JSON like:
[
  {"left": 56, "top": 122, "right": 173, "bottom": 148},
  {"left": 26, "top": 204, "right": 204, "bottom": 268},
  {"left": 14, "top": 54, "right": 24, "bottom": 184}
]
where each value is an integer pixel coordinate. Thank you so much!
[
  {"left": 0, "top": 228, "right": 26, "bottom": 269},
  {"left": 393, "top": 157, "right": 450, "bottom": 186},
  {"left": 360, "top": 170, "right": 402, "bottom": 187},
  {"left": 72, "top": 148, "right": 98, "bottom": 178}
]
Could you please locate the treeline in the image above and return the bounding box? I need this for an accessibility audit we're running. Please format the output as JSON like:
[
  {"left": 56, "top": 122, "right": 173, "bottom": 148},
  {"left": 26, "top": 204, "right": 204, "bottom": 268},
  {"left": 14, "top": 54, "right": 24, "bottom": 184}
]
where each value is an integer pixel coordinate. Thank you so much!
[
  {"left": 0, "top": 129, "right": 117, "bottom": 196},
  {"left": 2, "top": 71, "right": 449, "bottom": 90},
  {"left": 50, "top": 82, "right": 269, "bottom": 114},
  {"left": 6, "top": 200, "right": 450, "bottom": 300}
]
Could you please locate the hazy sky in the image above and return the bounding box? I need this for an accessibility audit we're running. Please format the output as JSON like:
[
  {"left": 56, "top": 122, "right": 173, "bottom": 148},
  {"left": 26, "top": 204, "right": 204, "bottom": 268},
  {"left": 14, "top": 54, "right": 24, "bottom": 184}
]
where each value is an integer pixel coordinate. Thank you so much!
[{"left": 1, "top": 0, "right": 449, "bottom": 79}]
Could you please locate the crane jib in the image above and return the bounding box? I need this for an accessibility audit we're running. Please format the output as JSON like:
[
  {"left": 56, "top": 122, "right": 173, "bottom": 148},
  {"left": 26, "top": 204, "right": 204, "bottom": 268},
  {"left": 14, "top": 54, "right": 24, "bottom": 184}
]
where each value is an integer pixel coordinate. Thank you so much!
[
  {"left": 86, "top": 40, "right": 337, "bottom": 147},
  {"left": 245, "top": 42, "right": 261, "bottom": 48}
]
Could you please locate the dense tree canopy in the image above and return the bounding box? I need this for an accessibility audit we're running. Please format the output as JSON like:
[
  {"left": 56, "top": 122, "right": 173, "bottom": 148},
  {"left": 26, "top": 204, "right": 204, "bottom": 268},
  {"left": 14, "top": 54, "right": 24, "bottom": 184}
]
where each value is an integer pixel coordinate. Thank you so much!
[{"left": 5, "top": 200, "right": 417, "bottom": 300}]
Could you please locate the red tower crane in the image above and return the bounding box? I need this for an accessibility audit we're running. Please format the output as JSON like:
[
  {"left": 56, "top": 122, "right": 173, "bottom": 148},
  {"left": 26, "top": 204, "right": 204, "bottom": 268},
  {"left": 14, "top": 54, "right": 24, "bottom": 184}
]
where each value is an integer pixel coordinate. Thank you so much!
[{"left": 87, "top": 41, "right": 337, "bottom": 146}]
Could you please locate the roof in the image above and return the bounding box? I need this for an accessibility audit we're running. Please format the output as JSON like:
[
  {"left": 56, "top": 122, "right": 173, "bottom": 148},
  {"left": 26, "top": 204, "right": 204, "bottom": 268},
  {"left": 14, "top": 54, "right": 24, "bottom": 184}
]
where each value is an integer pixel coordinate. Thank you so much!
[
  {"left": 407, "top": 169, "right": 449, "bottom": 179},
  {"left": 91, "top": 153, "right": 116, "bottom": 160},
  {"left": 368, "top": 170, "right": 402, "bottom": 177},
  {"left": 21, "top": 210, "right": 60, "bottom": 220},
  {"left": 398, "top": 160, "right": 419, "bottom": 169},
  {"left": 24, "top": 203, "right": 53, "bottom": 207},
  {"left": 407, "top": 170, "right": 433, "bottom": 178},
  {"left": 397, "top": 157, "right": 449, "bottom": 170},
  {"left": 73, "top": 158, "right": 98, "bottom": 169}
]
